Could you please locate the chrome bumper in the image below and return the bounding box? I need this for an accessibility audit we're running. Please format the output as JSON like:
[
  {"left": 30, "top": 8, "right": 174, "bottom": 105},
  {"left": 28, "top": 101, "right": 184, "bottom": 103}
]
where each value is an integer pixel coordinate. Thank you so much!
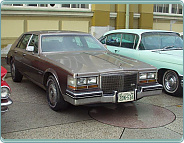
[
  {"left": 1, "top": 97, "right": 13, "bottom": 113},
  {"left": 64, "top": 83, "right": 163, "bottom": 106}
]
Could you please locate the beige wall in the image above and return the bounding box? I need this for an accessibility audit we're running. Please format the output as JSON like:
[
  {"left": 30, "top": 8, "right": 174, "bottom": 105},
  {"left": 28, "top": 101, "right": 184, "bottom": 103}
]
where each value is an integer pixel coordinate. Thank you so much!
[
  {"left": 27, "top": 20, "right": 59, "bottom": 31},
  {"left": 62, "top": 21, "right": 89, "bottom": 32},
  {"left": 153, "top": 20, "right": 183, "bottom": 32},
  {"left": 1, "top": 20, "right": 24, "bottom": 38},
  {"left": 172, "top": 21, "right": 183, "bottom": 32},
  {"left": 153, "top": 20, "right": 170, "bottom": 31}
]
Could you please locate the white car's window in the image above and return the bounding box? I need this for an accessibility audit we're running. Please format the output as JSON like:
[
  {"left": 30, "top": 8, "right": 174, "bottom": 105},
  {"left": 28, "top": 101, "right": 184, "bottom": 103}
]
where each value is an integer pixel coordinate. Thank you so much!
[
  {"left": 41, "top": 35, "right": 106, "bottom": 52},
  {"left": 99, "top": 36, "right": 106, "bottom": 44},
  {"left": 121, "top": 33, "right": 139, "bottom": 49},
  {"left": 140, "top": 32, "right": 183, "bottom": 50},
  {"left": 105, "top": 33, "right": 139, "bottom": 49},
  {"left": 106, "top": 33, "right": 121, "bottom": 46}
]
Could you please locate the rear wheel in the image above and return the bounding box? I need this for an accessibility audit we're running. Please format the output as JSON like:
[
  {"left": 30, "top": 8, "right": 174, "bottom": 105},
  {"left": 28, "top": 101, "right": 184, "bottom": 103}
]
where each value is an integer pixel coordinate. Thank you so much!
[
  {"left": 10, "top": 59, "right": 23, "bottom": 82},
  {"left": 162, "top": 70, "right": 182, "bottom": 96},
  {"left": 46, "top": 75, "right": 69, "bottom": 111}
]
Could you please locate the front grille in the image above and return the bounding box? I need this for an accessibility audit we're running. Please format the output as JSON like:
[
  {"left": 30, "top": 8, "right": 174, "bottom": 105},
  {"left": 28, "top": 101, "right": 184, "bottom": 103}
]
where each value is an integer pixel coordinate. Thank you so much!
[{"left": 101, "top": 72, "right": 137, "bottom": 94}]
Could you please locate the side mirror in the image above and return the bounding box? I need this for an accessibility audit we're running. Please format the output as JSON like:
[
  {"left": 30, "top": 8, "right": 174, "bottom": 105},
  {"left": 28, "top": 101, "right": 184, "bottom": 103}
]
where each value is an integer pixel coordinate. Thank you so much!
[{"left": 26, "top": 46, "right": 34, "bottom": 52}]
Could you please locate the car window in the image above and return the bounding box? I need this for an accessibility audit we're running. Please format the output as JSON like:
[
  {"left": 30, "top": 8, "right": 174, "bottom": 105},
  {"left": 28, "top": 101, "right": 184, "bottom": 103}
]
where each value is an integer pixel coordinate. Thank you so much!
[
  {"left": 121, "top": 33, "right": 139, "bottom": 49},
  {"left": 140, "top": 32, "right": 183, "bottom": 50},
  {"left": 41, "top": 35, "right": 106, "bottom": 52},
  {"left": 16, "top": 35, "right": 25, "bottom": 48},
  {"left": 106, "top": 34, "right": 121, "bottom": 46},
  {"left": 99, "top": 36, "right": 106, "bottom": 44},
  {"left": 18, "top": 34, "right": 32, "bottom": 49},
  {"left": 85, "top": 36, "right": 103, "bottom": 49},
  {"left": 29, "top": 35, "right": 39, "bottom": 53}
]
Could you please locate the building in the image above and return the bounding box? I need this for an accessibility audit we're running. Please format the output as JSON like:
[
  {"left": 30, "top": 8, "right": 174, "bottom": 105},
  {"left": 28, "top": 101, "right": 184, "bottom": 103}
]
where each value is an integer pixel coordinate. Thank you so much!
[{"left": 1, "top": 4, "right": 183, "bottom": 50}]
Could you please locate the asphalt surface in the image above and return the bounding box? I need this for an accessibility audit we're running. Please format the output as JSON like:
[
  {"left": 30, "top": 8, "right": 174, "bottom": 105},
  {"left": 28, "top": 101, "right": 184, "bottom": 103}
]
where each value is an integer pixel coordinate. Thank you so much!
[{"left": 1, "top": 58, "right": 183, "bottom": 141}]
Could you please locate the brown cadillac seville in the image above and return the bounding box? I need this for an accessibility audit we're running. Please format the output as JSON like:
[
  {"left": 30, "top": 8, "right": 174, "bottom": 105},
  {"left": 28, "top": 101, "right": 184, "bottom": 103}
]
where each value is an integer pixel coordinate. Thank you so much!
[{"left": 6, "top": 31, "right": 162, "bottom": 111}]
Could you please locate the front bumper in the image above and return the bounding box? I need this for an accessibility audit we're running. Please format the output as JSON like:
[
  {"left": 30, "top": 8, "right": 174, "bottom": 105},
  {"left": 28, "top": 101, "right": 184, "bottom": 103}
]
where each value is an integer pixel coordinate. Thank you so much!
[
  {"left": 1, "top": 97, "right": 13, "bottom": 113},
  {"left": 64, "top": 83, "right": 163, "bottom": 106}
]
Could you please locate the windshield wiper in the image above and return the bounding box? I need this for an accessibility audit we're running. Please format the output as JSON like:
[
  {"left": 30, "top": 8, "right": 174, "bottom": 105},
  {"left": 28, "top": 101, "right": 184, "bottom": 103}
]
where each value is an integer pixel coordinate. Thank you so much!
[
  {"left": 162, "top": 45, "right": 174, "bottom": 50},
  {"left": 161, "top": 46, "right": 183, "bottom": 51}
]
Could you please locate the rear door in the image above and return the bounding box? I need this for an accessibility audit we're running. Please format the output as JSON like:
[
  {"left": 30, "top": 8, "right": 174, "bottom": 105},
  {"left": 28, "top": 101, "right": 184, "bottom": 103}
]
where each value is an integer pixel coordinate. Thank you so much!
[{"left": 105, "top": 33, "right": 140, "bottom": 60}]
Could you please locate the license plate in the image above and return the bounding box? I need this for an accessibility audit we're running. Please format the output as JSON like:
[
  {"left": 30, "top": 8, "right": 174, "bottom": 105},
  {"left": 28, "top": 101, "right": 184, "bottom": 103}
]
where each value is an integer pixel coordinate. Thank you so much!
[{"left": 118, "top": 91, "right": 134, "bottom": 102}]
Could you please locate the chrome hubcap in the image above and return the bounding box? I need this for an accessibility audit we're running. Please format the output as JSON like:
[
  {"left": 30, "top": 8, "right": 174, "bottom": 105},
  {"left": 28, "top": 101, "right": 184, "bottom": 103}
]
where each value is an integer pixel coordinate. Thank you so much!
[
  {"left": 48, "top": 81, "right": 57, "bottom": 106},
  {"left": 164, "top": 71, "right": 178, "bottom": 93}
]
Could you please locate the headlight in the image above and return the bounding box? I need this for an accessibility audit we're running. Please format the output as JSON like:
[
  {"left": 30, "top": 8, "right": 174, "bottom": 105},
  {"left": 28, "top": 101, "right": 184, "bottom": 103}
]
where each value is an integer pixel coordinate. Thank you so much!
[
  {"left": 139, "top": 72, "right": 157, "bottom": 83},
  {"left": 87, "top": 77, "right": 97, "bottom": 84},
  {"left": 67, "top": 76, "right": 98, "bottom": 90},
  {"left": 147, "top": 73, "right": 156, "bottom": 79},
  {"left": 77, "top": 78, "right": 87, "bottom": 86},
  {"left": 1, "top": 86, "right": 10, "bottom": 99},
  {"left": 139, "top": 73, "right": 147, "bottom": 80}
]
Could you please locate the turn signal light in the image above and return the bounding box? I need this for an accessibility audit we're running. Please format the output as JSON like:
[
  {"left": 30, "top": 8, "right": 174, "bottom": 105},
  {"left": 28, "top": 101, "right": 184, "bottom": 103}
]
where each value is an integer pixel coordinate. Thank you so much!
[
  {"left": 139, "top": 79, "right": 157, "bottom": 84},
  {"left": 88, "top": 85, "right": 98, "bottom": 88}
]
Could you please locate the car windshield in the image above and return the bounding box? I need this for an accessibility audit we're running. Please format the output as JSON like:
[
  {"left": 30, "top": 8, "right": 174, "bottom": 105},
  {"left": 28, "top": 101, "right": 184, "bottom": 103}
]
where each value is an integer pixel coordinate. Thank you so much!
[
  {"left": 41, "top": 34, "right": 106, "bottom": 52},
  {"left": 140, "top": 32, "right": 183, "bottom": 50}
]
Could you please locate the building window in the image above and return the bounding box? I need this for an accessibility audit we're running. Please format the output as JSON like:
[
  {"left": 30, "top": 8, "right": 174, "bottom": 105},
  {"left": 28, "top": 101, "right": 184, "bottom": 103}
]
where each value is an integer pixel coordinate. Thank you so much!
[
  {"left": 3, "top": 4, "right": 24, "bottom": 6},
  {"left": 61, "top": 4, "right": 70, "bottom": 8},
  {"left": 26, "top": 4, "right": 48, "bottom": 7},
  {"left": 154, "top": 4, "right": 169, "bottom": 13},
  {"left": 154, "top": 4, "right": 182, "bottom": 14},
  {"left": 2, "top": 4, "right": 90, "bottom": 9},
  {"left": 172, "top": 4, "right": 183, "bottom": 14},
  {"left": 61, "top": 4, "right": 89, "bottom": 9}
]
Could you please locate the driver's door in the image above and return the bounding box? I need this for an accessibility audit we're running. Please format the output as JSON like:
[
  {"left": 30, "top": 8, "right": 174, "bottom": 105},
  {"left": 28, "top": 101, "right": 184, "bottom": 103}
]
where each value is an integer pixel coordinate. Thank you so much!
[
  {"left": 14, "top": 34, "right": 32, "bottom": 75},
  {"left": 22, "top": 34, "right": 42, "bottom": 84}
]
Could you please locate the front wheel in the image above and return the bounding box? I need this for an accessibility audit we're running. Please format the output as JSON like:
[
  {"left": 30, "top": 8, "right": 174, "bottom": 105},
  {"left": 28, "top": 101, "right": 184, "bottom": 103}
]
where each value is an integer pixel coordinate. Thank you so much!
[
  {"left": 46, "top": 75, "right": 69, "bottom": 111},
  {"left": 162, "top": 70, "right": 182, "bottom": 96},
  {"left": 10, "top": 59, "right": 23, "bottom": 82}
]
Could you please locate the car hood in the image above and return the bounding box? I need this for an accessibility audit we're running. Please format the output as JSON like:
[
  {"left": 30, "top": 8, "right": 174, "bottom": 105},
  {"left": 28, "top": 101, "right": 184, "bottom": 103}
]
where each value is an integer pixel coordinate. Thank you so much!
[{"left": 44, "top": 52, "right": 156, "bottom": 75}]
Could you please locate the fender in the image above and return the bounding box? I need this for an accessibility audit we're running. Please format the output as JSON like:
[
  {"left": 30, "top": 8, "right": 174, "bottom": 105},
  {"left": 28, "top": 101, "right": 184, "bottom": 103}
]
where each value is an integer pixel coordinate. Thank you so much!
[{"left": 43, "top": 68, "right": 63, "bottom": 95}]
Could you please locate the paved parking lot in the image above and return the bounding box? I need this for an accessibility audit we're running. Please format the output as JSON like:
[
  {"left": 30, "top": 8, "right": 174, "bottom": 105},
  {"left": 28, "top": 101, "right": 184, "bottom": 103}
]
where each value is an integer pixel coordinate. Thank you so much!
[{"left": 1, "top": 59, "right": 183, "bottom": 141}]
